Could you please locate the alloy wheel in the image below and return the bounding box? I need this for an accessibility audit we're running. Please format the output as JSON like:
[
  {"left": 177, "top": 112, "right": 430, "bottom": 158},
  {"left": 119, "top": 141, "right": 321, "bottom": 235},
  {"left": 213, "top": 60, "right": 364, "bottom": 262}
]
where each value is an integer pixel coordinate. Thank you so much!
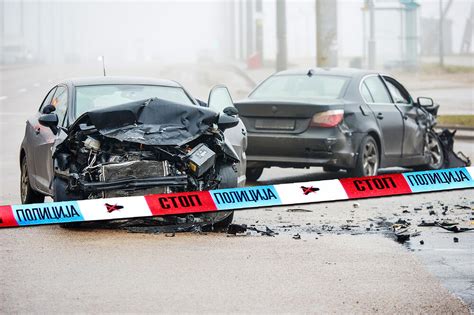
[{"left": 362, "top": 141, "right": 378, "bottom": 176}]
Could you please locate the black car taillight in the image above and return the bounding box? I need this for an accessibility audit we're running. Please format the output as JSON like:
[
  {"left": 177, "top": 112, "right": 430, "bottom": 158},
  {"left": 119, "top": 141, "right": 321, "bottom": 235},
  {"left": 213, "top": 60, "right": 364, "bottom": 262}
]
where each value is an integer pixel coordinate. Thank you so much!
[{"left": 310, "top": 110, "right": 344, "bottom": 128}]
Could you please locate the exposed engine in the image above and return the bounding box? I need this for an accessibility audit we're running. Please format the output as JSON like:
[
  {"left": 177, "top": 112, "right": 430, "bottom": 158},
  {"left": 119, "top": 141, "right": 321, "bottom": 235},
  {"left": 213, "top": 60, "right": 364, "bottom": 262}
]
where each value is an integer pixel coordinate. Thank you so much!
[{"left": 52, "top": 98, "right": 239, "bottom": 200}]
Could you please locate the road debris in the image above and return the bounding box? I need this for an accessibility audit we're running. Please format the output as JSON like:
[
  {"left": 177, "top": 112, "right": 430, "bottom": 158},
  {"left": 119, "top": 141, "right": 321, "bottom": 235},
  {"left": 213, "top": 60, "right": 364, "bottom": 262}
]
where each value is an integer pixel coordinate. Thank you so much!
[
  {"left": 286, "top": 208, "right": 313, "bottom": 212},
  {"left": 436, "top": 224, "right": 474, "bottom": 233},
  {"left": 226, "top": 224, "right": 277, "bottom": 236},
  {"left": 353, "top": 202, "right": 360, "bottom": 208},
  {"left": 453, "top": 237, "right": 459, "bottom": 243},
  {"left": 292, "top": 233, "right": 301, "bottom": 240}
]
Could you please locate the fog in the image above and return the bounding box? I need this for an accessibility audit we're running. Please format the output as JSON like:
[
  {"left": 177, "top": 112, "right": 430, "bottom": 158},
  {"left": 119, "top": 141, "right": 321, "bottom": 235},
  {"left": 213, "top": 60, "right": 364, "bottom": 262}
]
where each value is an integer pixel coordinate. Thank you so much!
[{"left": 2, "top": 0, "right": 472, "bottom": 69}]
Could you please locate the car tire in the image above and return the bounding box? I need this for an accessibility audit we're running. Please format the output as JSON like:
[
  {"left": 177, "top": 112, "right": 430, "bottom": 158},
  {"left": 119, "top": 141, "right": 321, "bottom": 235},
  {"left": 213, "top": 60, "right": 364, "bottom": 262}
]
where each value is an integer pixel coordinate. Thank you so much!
[
  {"left": 414, "top": 131, "right": 445, "bottom": 171},
  {"left": 349, "top": 135, "right": 379, "bottom": 177},
  {"left": 204, "top": 164, "right": 239, "bottom": 230},
  {"left": 54, "top": 177, "right": 84, "bottom": 229},
  {"left": 246, "top": 167, "right": 263, "bottom": 182},
  {"left": 20, "top": 157, "right": 44, "bottom": 204}
]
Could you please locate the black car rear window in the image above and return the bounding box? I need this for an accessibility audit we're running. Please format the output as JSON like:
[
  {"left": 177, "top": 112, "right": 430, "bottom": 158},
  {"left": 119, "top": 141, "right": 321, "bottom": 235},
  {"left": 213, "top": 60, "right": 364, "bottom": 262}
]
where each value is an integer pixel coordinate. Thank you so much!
[{"left": 249, "top": 74, "right": 350, "bottom": 100}]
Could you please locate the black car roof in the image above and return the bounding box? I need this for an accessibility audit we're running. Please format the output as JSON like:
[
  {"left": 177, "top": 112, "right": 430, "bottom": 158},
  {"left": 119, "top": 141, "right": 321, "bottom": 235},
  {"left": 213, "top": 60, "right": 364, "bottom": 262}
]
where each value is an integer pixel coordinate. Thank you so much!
[
  {"left": 274, "top": 68, "right": 378, "bottom": 78},
  {"left": 60, "top": 76, "right": 182, "bottom": 88}
]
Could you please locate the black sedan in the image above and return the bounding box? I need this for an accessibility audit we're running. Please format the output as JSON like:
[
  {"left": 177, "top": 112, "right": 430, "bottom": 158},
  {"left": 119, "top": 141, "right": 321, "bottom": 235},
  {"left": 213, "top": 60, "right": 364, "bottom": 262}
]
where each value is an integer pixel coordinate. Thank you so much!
[{"left": 235, "top": 68, "right": 443, "bottom": 180}]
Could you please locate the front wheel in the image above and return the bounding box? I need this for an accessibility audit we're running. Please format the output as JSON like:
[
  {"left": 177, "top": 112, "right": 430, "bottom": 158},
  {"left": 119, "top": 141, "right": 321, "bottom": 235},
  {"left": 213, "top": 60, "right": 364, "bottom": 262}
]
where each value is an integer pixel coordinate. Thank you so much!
[
  {"left": 414, "top": 132, "right": 445, "bottom": 171},
  {"left": 246, "top": 167, "right": 264, "bottom": 182},
  {"left": 349, "top": 135, "right": 379, "bottom": 177},
  {"left": 20, "top": 157, "right": 44, "bottom": 204}
]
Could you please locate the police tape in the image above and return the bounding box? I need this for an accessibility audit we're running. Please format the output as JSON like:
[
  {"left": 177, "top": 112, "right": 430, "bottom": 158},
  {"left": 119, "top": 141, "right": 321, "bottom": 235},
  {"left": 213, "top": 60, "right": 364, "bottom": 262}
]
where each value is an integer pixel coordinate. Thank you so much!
[{"left": 1, "top": 167, "right": 473, "bottom": 228}]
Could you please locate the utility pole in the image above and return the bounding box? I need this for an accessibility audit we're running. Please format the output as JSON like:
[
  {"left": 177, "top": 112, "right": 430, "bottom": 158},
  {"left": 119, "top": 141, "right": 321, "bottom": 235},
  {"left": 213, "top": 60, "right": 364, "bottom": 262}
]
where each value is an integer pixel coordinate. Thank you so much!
[
  {"left": 0, "top": 0, "right": 4, "bottom": 64},
  {"left": 238, "top": 0, "right": 244, "bottom": 60},
  {"left": 367, "top": 0, "right": 376, "bottom": 69},
  {"left": 439, "top": 0, "right": 444, "bottom": 67},
  {"left": 246, "top": 0, "right": 254, "bottom": 58},
  {"left": 276, "top": 0, "right": 287, "bottom": 71},
  {"left": 439, "top": 0, "right": 453, "bottom": 67},
  {"left": 316, "top": 0, "right": 338, "bottom": 67}
]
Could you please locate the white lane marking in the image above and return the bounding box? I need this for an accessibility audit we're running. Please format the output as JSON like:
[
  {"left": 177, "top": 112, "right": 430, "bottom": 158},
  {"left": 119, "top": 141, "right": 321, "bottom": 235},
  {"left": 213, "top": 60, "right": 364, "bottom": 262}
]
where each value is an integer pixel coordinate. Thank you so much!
[
  {"left": 18, "top": 88, "right": 27, "bottom": 93},
  {"left": 0, "top": 96, "right": 7, "bottom": 101},
  {"left": 33, "top": 83, "right": 40, "bottom": 87}
]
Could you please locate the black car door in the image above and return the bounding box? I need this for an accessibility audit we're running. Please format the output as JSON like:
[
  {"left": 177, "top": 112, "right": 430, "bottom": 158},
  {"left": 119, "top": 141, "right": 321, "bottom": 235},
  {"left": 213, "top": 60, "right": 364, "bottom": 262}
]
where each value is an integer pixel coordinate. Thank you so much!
[
  {"left": 33, "top": 85, "right": 68, "bottom": 193},
  {"left": 382, "top": 76, "right": 425, "bottom": 157},
  {"left": 361, "top": 75, "right": 404, "bottom": 158}
]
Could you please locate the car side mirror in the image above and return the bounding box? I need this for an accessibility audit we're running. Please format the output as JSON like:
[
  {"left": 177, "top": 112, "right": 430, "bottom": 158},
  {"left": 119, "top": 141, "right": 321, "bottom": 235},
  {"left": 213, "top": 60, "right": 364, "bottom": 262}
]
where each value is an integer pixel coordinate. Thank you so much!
[
  {"left": 38, "top": 113, "right": 59, "bottom": 135},
  {"left": 42, "top": 104, "right": 56, "bottom": 114},
  {"left": 217, "top": 113, "right": 239, "bottom": 131},
  {"left": 417, "top": 97, "right": 434, "bottom": 107},
  {"left": 223, "top": 106, "right": 239, "bottom": 117}
]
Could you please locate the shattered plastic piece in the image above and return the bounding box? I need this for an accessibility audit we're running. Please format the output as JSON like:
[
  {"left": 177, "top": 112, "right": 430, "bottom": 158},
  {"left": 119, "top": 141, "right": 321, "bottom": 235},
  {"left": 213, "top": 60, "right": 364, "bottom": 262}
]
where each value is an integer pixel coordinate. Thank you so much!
[
  {"left": 165, "top": 232, "right": 175, "bottom": 237},
  {"left": 227, "top": 224, "right": 247, "bottom": 235},
  {"left": 420, "top": 240, "right": 424, "bottom": 245},
  {"left": 353, "top": 202, "right": 360, "bottom": 208},
  {"left": 429, "top": 210, "right": 436, "bottom": 216},
  {"left": 293, "top": 233, "right": 301, "bottom": 240},
  {"left": 436, "top": 224, "right": 474, "bottom": 233},
  {"left": 286, "top": 208, "right": 313, "bottom": 212},
  {"left": 453, "top": 237, "right": 459, "bottom": 243}
]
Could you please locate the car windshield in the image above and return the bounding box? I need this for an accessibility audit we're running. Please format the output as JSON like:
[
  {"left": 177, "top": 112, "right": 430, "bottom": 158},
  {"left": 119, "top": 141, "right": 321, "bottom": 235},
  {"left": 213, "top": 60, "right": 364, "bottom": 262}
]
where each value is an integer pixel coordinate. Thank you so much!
[
  {"left": 75, "top": 84, "right": 194, "bottom": 117},
  {"left": 249, "top": 74, "right": 349, "bottom": 100}
]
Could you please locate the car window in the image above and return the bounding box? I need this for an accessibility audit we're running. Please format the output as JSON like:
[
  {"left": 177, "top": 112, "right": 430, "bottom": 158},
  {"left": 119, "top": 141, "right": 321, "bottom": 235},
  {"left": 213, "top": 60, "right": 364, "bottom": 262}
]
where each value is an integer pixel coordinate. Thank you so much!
[
  {"left": 383, "top": 78, "right": 411, "bottom": 104},
  {"left": 75, "top": 84, "right": 194, "bottom": 118},
  {"left": 360, "top": 82, "right": 374, "bottom": 103},
  {"left": 249, "top": 74, "right": 350, "bottom": 100},
  {"left": 52, "top": 86, "right": 68, "bottom": 126},
  {"left": 363, "top": 76, "right": 392, "bottom": 104},
  {"left": 39, "top": 87, "right": 57, "bottom": 112}
]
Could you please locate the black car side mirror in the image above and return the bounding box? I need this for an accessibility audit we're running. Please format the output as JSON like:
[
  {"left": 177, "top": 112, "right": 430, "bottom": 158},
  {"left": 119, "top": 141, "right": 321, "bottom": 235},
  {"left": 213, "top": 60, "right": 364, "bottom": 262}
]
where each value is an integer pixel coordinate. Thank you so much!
[
  {"left": 417, "top": 97, "right": 434, "bottom": 107},
  {"left": 217, "top": 113, "right": 239, "bottom": 131},
  {"left": 42, "top": 104, "right": 56, "bottom": 114},
  {"left": 223, "top": 106, "right": 239, "bottom": 117},
  {"left": 38, "top": 113, "right": 59, "bottom": 135}
]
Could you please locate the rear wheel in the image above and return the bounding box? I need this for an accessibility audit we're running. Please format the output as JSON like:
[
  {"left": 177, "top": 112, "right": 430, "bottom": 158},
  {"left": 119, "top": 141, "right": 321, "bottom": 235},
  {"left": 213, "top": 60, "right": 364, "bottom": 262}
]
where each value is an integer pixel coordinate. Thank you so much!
[
  {"left": 246, "top": 167, "right": 264, "bottom": 182},
  {"left": 20, "top": 157, "right": 44, "bottom": 204},
  {"left": 349, "top": 135, "right": 379, "bottom": 177}
]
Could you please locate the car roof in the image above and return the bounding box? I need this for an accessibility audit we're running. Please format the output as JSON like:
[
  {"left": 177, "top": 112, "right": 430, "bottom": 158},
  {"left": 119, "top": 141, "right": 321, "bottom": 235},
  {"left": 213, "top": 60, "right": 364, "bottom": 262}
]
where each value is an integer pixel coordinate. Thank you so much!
[
  {"left": 273, "top": 67, "right": 378, "bottom": 78},
  {"left": 60, "top": 76, "right": 182, "bottom": 88}
]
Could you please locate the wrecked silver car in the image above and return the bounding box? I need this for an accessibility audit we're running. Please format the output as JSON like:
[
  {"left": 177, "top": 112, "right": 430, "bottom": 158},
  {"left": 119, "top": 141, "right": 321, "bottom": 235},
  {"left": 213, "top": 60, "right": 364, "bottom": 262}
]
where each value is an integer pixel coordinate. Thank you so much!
[{"left": 20, "top": 77, "right": 247, "bottom": 228}]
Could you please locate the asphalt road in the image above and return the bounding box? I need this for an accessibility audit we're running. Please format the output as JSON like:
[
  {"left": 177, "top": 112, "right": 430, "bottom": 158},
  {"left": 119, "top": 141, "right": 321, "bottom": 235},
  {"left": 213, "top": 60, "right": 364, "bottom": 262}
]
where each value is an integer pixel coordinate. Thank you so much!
[{"left": 0, "top": 63, "right": 472, "bottom": 313}]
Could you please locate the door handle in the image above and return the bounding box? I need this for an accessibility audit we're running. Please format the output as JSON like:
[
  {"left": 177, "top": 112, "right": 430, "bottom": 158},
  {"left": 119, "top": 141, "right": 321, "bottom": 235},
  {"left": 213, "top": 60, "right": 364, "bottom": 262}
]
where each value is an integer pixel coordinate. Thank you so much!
[
  {"left": 35, "top": 127, "right": 41, "bottom": 135},
  {"left": 376, "top": 113, "right": 384, "bottom": 120}
]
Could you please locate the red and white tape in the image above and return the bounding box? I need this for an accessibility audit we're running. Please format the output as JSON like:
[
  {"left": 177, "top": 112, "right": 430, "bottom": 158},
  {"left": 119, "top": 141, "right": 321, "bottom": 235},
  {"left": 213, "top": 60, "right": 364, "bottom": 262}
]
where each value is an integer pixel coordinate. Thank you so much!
[{"left": 1, "top": 167, "right": 473, "bottom": 228}]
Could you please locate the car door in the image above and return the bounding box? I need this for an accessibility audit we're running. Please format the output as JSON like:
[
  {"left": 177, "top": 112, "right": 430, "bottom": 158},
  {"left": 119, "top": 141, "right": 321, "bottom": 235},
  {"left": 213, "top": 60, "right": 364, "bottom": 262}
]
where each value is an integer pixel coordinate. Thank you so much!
[
  {"left": 25, "top": 87, "right": 56, "bottom": 192},
  {"left": 208, "top": 85, "right": 247, "bottom": 187},
  {"left": 33, "top": 85, "right": 68, "bottom": 192},
  {"left": 382, "top": 76, "right": 425, "bottom": 157},
  {"left": 361, "top": 75, "right": 403, "bottom": 158}
]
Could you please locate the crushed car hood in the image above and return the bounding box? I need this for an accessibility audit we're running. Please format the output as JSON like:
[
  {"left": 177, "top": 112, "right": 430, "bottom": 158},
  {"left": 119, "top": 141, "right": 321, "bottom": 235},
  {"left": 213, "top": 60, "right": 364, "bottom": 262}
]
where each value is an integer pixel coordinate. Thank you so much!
[{"left": 69, "top": 98, "right": 218, "bottom": 146}]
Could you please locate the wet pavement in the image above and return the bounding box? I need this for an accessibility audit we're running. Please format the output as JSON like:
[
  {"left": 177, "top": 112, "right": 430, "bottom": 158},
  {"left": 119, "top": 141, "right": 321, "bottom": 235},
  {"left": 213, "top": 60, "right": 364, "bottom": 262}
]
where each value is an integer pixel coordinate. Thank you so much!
[{"left": 0, "top": 63, "right": 473, "bottom": 312}]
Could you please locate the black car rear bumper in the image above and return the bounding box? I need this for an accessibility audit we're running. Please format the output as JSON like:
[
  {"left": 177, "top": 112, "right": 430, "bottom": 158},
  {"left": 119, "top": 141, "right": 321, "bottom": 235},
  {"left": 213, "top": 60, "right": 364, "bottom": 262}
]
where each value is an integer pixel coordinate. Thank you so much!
[{"left": 246, "top": 128, "right": 363, "bottom": 169}]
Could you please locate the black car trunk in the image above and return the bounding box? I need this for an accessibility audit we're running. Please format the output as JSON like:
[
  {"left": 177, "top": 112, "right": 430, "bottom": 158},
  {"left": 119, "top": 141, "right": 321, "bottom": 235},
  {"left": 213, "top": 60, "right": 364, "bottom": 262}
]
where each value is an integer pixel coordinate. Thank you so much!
[{"left": 235, "top": 99, "right": 345, "bottom": 134}]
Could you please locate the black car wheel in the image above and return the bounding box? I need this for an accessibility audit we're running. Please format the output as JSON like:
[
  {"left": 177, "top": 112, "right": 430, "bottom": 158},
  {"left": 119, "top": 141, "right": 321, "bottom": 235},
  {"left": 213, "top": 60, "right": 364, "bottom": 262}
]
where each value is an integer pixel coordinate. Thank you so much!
[
  {"left": 20, "top": 157, "right": 44, "bottom": 204},
  {"left": 414, "top": 131, "right": 445, "bottom": 171},
  {"left": 246, "top": 167, "right": 263, "bottom": 182},
  {"left": 350, "top": 135, "right": 379, "bottom": 177}
]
